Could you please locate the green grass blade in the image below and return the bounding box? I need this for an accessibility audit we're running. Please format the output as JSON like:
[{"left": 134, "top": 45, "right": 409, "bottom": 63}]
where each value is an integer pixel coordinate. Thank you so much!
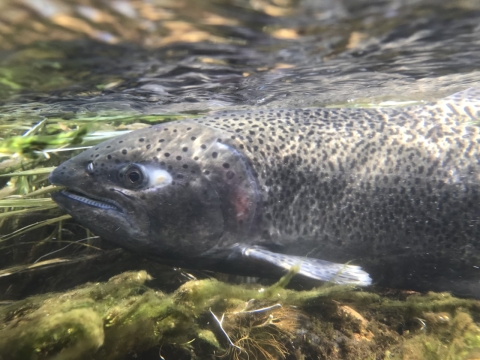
[
  {"left": 0, "top": 198, "right": 55, "bottom": 207},
  {"left": 22, "top": 185, "right": 61, "bottom": 197},
  {"left": 0, "top": 214, "right": 71, "bottom": 242},
  {"left": 0, "top": 166, "right": 56, "bottom": 178},
  {"left": 0, "top": 204, "right": 58, "bottom": 219}
]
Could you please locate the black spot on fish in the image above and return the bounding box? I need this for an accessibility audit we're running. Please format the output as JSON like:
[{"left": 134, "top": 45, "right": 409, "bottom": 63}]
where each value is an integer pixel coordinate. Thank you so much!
[
  {"left": 212, "top": 152, "right": 218, "bottom": 158},
  {"left": 107, "top": 155, "right": 112, "bottom": 160},
  {"left": 223, "top": 163, "right": 230, "bottom": 169},
  {"left": 165, "top": 153, "right": 170, "bottom": 157},
  {"left": 122, "top": 150, "right": 127, "bottom": 155},
  {"left": 176, "top": 156, "right": 182, "bottom": 161},
  {"left": 182, "top": 147, "right": 188, "bottom": 152},
  {"left": 226, "top": 171, "right": 235, "bottom": 179},
  {"left": 139, "top": 138, "right": 145, "bottom": 142}
]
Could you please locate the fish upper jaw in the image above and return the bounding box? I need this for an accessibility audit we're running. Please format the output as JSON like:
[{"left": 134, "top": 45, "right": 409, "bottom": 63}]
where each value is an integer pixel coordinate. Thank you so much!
[
  {"left": 49, "top": 161, "right": 124, "bottom": 212},
  {"left": 52, "top": 189, "right": 123, "bottom": 212}
]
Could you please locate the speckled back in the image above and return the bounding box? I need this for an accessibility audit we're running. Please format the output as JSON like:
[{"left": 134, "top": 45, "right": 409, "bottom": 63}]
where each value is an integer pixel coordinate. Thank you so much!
[{"left": 193, "top": 89, "right": 480, "bottom": 267}]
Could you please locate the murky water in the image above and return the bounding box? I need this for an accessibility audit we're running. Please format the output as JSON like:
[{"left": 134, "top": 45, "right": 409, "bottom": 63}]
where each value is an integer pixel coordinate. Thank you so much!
[
  {"left": 1, "top": 0, "right": 479, "bottom": 117},
  {"left": 1, "top": 1, "right": 480, "bottom": 359}
]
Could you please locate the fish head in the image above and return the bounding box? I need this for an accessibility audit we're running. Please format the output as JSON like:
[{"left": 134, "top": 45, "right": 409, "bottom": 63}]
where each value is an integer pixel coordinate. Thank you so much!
[{"left": 49, "top": 121, "right": 258, "bottom": 260}]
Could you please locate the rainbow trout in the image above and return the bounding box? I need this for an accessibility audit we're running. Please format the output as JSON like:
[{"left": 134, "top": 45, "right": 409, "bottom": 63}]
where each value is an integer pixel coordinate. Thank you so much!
[{"left": 50, "top": 88, "right": 480, "bottom": 296}]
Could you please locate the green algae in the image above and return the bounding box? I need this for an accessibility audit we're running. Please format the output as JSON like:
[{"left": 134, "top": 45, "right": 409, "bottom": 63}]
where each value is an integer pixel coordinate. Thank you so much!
[
  {"left": 395, "top": 311, "right": 480, "bottom": 360},
  {"left": 2, "top": 270, "right": 480, "bottom": 360},
  {"left": 0, "top": 126, "right": 90, "bottom": 157}
]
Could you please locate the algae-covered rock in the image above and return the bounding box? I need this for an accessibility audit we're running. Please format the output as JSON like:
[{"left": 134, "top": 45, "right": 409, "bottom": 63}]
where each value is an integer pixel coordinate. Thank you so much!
[
  {"left": 396, "top": 311, "right": 480, "bottom": 360},
  {"left": 1, "top": 308, "right": 104, "bottom": 360},
  {"left": 2, "top": 271, "right": 480, "bottom": 359}
]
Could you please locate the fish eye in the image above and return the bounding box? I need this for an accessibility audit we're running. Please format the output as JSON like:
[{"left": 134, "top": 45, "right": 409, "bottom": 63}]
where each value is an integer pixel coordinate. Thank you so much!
[{"left": 120, "top": 164, "right": 147, "bottom": 189}]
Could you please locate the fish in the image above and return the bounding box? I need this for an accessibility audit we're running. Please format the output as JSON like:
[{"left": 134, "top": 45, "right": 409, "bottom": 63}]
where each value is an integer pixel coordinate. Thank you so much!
[{"left": 49, "top": 87, "right": 480, "bottom": 296}]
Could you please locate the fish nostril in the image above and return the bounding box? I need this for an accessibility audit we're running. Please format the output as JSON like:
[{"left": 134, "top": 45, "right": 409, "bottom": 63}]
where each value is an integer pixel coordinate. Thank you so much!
[{"left": 86, "top": 161, "right": 95, "bottom": 174}]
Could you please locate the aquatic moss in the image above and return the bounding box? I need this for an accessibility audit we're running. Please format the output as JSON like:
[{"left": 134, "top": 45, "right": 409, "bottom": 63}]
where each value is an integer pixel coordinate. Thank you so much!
[
  {"left": 393, "top": 311, "right": 480, "bottom": 360},
  {"left": 2, "top": 271, "right": 480, "bottom": 360}
]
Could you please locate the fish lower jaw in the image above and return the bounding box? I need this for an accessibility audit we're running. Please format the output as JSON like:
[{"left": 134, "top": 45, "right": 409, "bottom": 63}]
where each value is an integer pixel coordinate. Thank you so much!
[{"left": 59, "top": 189, "right": 123, "bottom": 212}]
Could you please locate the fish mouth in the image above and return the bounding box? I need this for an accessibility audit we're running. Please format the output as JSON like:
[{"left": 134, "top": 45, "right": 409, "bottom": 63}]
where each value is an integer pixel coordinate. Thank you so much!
[{"left": 56, "top": 189, "right": 123, "bottom": 212}]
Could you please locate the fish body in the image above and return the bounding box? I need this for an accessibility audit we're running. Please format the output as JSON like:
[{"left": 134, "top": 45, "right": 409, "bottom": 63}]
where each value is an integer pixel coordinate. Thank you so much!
[{"left": 50, "top": 88, "right": 480, "bottom": 296}]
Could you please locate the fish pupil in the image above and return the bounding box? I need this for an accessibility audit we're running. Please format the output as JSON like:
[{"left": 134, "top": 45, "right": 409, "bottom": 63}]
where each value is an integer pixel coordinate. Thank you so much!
[{"left": 128, "top": 171, "right": 141, "bottom": 183}]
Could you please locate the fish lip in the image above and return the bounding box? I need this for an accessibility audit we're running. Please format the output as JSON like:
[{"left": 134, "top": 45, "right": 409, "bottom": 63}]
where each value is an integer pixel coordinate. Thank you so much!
[{"left": 54, "top": 189, "right": 124, "bottom": 213}]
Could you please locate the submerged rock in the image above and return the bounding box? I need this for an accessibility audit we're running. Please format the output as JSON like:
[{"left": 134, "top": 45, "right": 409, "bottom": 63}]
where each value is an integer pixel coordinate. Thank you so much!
[{"left": 1, "top": 270, "right": 480, "bottom": 359}]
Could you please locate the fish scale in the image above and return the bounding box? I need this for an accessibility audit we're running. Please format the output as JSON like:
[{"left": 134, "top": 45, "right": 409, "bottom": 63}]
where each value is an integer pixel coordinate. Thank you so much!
[{"left": 50, "top": 88, "right": 480, "bottom": 297}]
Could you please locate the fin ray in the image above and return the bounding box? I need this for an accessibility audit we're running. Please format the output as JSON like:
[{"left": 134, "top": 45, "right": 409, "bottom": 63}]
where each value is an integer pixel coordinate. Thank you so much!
[{"left": 243, "top": 246, "right": 372, "bottom": 286}]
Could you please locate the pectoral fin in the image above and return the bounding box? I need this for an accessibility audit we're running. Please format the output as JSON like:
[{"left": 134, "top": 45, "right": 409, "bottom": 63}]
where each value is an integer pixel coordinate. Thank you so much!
[{"left": 242, "top": 246, "right": 372, "bottom": 286}]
